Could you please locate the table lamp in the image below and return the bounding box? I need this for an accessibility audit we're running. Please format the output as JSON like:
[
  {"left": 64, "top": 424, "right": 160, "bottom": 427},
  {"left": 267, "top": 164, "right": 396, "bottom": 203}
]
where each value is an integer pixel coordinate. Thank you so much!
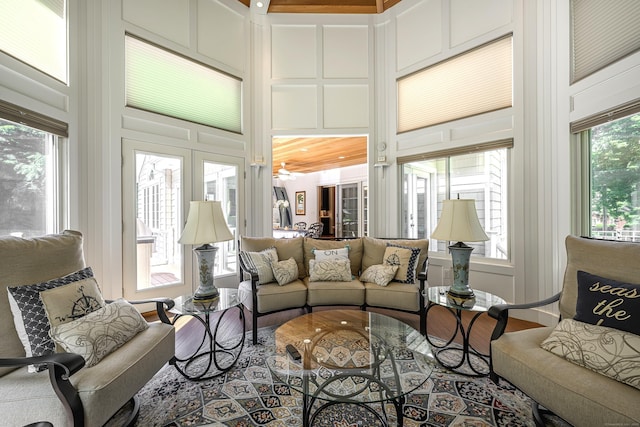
[
  {"left": 431, "top": 198, "right": 488, "bottom": 308},
  {"left": 179, "top": 201, "right": 234, "bottom": 300}
]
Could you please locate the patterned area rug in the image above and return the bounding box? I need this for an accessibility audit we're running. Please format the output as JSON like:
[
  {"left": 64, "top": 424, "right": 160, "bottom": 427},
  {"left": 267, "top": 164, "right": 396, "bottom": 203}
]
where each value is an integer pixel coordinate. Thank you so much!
[{"left": 133, "top": 327, "right": 538, "bottom": 427}]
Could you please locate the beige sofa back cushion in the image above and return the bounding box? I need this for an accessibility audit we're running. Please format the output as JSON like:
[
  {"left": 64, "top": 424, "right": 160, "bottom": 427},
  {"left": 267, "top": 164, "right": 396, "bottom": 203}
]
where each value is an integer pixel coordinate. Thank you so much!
[
  {"left": 560, "top": 235, "right": 640, "bottom": 321},
  {"left": 241, "top": 236, "right": 305, "bottom": 278},
  {"left": 303, "top": 237, "right": 363, "bottom": 277},
  {"left": 362, "top": 237, "right": 429, "bottom": 275},
  {"left": 0, "top": 230, "right": 85, "bottom": 377}
]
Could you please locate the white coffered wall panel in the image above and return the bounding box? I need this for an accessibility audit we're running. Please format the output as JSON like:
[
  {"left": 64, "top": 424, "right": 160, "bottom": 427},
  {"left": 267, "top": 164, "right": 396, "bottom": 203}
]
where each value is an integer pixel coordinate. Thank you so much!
[
  {"left": 395, "top": 0, "right": 442, "bottom": 72},
  {"left": 271, "top": 85, "right": 318, "bottom": 129},
  {"left": 197, "top": 0, "right": 246, "bottom": 73},
  {"left": 323, "top": 25, "right": 369, "bottom": 78},
  {"left": 271, "top": 25, "right": 317, "bottom": 79},
  {"left": 123, "top": 0, "right": 190, "bottom": 47},
  {"left": 450, "top": 0, "right": 512, "bottom": 47},
  {"left": 323, "top": 85, "right": 369, "bottom": 128}
]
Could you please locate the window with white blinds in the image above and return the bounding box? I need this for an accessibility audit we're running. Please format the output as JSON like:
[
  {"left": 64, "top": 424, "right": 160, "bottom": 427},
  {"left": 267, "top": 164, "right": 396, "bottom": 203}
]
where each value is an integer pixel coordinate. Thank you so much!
[
  {"left": 571, "top": 0, "right": 640, "bottom": 83},
  {"left": 0, "top": 0, "right": 67, "bottom": 83},
  {"left": 397, "top": 35, "right": 512, "bottom": 134},
  {"left": 125, "top": 35, "right": 242, "bottom": 134}
]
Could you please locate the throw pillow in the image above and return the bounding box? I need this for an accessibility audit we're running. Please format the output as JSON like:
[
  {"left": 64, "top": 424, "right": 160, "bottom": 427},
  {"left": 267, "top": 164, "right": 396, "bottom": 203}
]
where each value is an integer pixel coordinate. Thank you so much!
[
  {"left": 383, "top": 244, "right": 421, "bottom": 284},
  {"left": 541, "top": 318, "right": 640, "bottom": 390},
  {"left": 7, "top": 267, "right": 94, "bottom": 370},
  {"left": 313, "top": 246, "right": 350, "bottom": 260},
  {"left": 309, "top": 258, "right": 352, "bottom": 282},
  {"left": 239, "top": 247, "right": 278, "bottom": 284},
  {"left": 40, "top": 277, "right": 105, "bottom": 327},
  {"left": 49, "top": 299, "right": 149, "bottom": 368},
  {"left": 574, "top": 270, "right": 640, "bottom": 335},
  {"left": 271, "top": 257, "right": 299, "bottom": 286},
  {"left": 360, "top": 264, "right": 399, "bottom": 287}
]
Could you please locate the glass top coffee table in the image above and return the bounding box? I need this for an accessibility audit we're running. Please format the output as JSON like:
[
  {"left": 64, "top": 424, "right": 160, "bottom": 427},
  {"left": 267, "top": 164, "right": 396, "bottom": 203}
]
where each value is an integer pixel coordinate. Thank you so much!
[{"left": 266, "top": 310, "right": 435, "bottom": 427}]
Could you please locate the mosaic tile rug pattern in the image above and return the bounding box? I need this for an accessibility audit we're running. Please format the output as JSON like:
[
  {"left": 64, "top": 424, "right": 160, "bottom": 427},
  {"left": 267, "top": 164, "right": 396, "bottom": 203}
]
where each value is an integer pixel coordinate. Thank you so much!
[{"left": 132, "top": 327, "right": 539, "bottom": 427}]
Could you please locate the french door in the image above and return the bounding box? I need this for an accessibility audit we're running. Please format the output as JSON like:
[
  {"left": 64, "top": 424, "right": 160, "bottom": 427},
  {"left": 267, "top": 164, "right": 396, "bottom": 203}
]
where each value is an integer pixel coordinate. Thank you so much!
[{"left": 122, "top": 139, "right": 244, "bottom": 300}]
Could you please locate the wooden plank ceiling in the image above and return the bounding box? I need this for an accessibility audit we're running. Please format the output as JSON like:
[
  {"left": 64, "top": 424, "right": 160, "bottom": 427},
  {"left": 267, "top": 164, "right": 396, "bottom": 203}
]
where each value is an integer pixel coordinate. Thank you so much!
[
  {"left": 237, "top": 0, "right": 401, "bottom": 14},
  {"left": 272, "top": 136, "right": 368, "bottom": 177}
]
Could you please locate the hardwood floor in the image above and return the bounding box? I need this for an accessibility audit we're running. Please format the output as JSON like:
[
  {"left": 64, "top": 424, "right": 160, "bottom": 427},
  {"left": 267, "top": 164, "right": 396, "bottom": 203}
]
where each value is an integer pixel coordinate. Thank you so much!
[{"left": 154, "top": 303, "right": 543, "bottom": 358}]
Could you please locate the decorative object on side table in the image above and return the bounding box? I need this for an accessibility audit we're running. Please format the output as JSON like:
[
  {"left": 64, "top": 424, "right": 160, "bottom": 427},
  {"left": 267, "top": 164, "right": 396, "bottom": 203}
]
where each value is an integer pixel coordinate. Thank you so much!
[
  {"left": 179, "top": 200, "right": 234, "bottom": 300},
  {"left": 431, "top": 197, "right": 489, "bottom": 308}
]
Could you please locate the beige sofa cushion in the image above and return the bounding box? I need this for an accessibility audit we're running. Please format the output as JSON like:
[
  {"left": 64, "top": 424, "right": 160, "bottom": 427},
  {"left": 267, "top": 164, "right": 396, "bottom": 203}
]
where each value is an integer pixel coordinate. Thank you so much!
[
  {"left": 239, "top": 279, "right": 307, "bottom": 313},
  {"left": 242, "top": 236, "right": 305, "bottom": 278},
  {"left": 492, "top": 326, "right": 640, "bottom": 426},
  {"left": 364, "top": 281, "right": 420, "bottom": 311},
  {"left": 362, "top": 237, "right": 428, "bottom": 275},
  {"left": 305, "top": 277, "right": 365, "bottom": 306},
  {"left": 303, "top": 237, "right": 363, "bottom": 276},
  {"left": 0, "top": 230, "right": 85, "bottom": 377}
]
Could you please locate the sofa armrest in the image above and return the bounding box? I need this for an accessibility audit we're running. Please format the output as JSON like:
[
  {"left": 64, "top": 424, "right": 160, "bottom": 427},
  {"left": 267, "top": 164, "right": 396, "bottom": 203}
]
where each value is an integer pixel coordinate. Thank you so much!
[
  {"left": 0, "top": 352, "right": 86, "bottom": 425},
  {"left": 488, "top": 292, "right": 560, "bottom": 341}
]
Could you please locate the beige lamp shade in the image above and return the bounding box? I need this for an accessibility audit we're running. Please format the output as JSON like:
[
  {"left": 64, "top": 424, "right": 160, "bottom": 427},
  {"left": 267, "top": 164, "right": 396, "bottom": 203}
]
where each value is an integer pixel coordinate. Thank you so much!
[
  {"left": 431, "top": 199, "right": 489, "bottom": 242},
  {"left": 178, "top": 201, "right": 234, "bottom": 245}
]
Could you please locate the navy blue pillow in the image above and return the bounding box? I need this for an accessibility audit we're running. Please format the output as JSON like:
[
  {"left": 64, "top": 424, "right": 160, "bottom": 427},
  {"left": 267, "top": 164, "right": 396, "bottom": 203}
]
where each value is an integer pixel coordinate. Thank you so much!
[{"left": 574, "top": 270, "right": 639, "bottom": 335}]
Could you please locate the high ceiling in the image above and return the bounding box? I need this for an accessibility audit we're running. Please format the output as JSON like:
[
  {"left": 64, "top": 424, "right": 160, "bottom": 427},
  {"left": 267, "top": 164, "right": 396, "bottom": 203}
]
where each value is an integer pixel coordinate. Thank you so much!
[
  {"left": 272, "top": 136, "right": 368, "bottom": 177},
  {"left": 237, "top": 0, "right": 402, "bottom": 14}
]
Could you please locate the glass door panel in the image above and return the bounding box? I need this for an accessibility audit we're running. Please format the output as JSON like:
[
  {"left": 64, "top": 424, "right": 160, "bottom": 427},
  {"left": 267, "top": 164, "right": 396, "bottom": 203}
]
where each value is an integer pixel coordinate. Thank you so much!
[
  {"left": 338, "top": 183, "right": 359, "bottom": 238},
  {"left": 194, "top": 151, "right": 244, "bottom": 289},
  {"left": 122, "top": 140, "right": 192, "bottom": 300}
]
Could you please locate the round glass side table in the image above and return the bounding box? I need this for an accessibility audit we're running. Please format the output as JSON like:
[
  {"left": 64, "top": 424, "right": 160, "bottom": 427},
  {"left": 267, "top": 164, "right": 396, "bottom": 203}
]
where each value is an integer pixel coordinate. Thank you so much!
[
  {"left": 169, "top": 288, "right": 245, "bottom": 381},
  {"left": 424, "top": 286, "right": 505, "bottom": 376}
]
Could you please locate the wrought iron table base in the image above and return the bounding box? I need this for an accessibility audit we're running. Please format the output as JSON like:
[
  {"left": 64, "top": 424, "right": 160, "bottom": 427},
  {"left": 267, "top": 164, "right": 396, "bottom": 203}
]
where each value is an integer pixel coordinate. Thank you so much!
[
  {"left": 425, "top": 301, "right": 490, "bottom": 376},
  {"left": 170, "top": 304, "right": 245, "bottom": 381}
]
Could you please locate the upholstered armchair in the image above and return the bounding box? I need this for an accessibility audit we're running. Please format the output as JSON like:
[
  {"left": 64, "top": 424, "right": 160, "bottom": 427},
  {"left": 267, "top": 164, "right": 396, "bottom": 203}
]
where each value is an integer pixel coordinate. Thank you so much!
[
  {"left": 0, "top": 230, "right": 176, "bottom": 427},
  {"left": 489, "top": 236, "right": 640, "bottom": 426}
]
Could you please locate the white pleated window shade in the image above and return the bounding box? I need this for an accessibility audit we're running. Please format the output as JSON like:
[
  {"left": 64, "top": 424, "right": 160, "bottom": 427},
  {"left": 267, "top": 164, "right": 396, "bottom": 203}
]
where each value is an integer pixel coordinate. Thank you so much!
[
  {"left": 397, "top": 36, "right": 512, "bottom": 134},
  {"left": 571, "top": 0, "right": 640, "bottom": 83},
  {"left": 0, "top": 0, "right": 67, "bottom": 83},
  {"left": 125, "top": 35, "right": 242, "bottom": 134}
]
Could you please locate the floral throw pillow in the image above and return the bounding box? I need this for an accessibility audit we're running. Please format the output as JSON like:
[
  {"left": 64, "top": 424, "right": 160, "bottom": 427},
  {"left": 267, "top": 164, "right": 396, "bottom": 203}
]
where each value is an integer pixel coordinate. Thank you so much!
[
  {"left": 309, "top": 258, "right": 352, "bottom": 282},
  {"left": 50, "top": 299, "right": 149, "bottom": 368},
  {"left": 360, "top": 264, "right": 399, "bottom": 287},
  {"left": 541, "top": 318, "right": 640, "bottom": 390},
  {"left": 271, "top": 257, "right": 299, "bottom": 286}
]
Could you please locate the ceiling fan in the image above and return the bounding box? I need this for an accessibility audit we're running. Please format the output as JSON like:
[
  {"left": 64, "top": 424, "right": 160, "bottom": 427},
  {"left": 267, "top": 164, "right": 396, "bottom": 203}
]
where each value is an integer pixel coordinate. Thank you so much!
[{"left": 276, "top": 162, "right": 303, "bottom": 181}]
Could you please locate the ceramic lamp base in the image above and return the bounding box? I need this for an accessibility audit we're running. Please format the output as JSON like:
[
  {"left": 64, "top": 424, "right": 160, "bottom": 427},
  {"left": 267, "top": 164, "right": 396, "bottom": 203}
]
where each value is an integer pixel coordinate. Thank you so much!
[{"left": 192, "top": 245, "right": 220, "bottom": 300}]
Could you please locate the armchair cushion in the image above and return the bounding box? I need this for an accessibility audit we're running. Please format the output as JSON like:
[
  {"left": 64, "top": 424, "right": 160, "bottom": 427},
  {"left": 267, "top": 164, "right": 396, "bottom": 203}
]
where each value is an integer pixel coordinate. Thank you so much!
[
  {"left": 575, "top": 270, "right": 640, "bottom": 334},
  {"left": 7, "top": 267, "right": 95, "bottom": 368},
  {"left": 541, "top": 318, "right": 640, "bottom": 390},
  {"left": 50, "top": 299, "right": 149, "bottom": 367}
]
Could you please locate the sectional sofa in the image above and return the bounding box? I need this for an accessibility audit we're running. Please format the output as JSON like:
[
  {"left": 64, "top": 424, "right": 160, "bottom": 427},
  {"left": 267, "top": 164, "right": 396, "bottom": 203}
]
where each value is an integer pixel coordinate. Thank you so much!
[{"left": 238, "top": 236, "right": 429, "bottom": 344}]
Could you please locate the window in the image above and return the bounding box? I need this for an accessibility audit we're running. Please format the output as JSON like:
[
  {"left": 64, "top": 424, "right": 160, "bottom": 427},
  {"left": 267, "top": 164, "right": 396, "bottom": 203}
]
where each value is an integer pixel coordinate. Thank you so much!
[
  {"left": 400, "top": 143, "right": 510, "bottom": 260},
  {"left": 571, "top": 0, "right": 640, "bottom": 83},
  {"left": 0, "top": 117, "right": 65, "bottom": 237},
  {"left": 125, "top": 35, "right": 242, "bottom": 133},
  {"left": 0, "top": 0, "right": 67, "bottom": 82},
  {"left": 397, "top": 35, "right": 512, "bottom": 133},
  {"left": 575, "top": 111, "right": 640, "bottom": 241}
]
